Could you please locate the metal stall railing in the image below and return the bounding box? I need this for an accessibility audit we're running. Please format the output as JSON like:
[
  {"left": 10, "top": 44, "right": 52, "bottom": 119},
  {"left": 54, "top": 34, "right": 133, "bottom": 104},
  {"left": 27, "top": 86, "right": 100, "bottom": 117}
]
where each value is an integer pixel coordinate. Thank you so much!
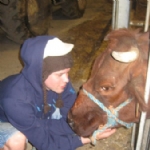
[
  {"left": 134, "top": 0, "right": 150, "bottom": 150},
  {"left": 112, "top": 0, "right": 131, "bottom": 29},
  {"left": 112, "top": 0, "right": 150, "bottom": 150}
]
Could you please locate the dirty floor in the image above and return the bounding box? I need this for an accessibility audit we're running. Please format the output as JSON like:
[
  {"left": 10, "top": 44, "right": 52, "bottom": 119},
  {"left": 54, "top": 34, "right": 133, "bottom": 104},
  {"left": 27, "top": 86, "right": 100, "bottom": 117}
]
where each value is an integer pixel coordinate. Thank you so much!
[{"left": 0, "top": 0, "right": 147, "bottom": 149}]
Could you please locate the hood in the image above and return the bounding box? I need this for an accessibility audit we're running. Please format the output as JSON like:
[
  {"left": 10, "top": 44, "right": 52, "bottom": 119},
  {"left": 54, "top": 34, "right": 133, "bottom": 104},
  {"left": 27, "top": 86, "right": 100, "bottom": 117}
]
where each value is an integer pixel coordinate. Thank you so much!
[{"left": 20, "top": 35, "right": 55, "bottom": 97}]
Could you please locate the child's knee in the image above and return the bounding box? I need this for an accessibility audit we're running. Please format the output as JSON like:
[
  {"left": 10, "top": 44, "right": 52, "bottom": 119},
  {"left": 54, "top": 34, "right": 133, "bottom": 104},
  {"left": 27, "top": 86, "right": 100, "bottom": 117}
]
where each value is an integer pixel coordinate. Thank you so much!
[{"left": 5, "top": 132, "right": 26, "bottom": 150}]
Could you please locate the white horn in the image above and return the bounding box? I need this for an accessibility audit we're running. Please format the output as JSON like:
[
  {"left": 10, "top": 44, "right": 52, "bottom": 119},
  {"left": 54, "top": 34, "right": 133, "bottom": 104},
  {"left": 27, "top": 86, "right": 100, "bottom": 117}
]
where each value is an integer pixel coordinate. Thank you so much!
[{"left": 111, "top": 47, "right": 139, "bottom": 63}]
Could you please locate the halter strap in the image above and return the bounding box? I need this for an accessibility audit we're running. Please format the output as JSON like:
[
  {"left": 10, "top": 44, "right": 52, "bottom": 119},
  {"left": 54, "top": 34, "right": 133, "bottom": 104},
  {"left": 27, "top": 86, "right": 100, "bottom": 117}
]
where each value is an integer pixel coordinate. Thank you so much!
[{"left": 83, "top": 88, "right": 134, "bottom": 145}]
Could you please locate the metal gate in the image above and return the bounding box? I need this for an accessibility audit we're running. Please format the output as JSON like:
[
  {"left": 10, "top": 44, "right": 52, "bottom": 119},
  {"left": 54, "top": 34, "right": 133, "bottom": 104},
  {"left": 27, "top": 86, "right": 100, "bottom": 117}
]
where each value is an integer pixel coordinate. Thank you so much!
[{"left": 112, "top": 0, "right": 150, "bottom": 150}]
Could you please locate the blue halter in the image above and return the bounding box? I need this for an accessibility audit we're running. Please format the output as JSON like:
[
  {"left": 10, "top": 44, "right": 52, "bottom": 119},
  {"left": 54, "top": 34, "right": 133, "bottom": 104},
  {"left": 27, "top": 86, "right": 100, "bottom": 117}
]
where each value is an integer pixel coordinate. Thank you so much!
[{"left": 83, "top": 89, "right": 134, "bottom": 145}]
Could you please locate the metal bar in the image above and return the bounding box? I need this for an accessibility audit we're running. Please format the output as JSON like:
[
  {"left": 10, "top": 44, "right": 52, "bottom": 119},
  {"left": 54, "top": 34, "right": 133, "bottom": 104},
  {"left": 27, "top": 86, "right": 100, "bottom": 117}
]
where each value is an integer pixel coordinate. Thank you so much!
[
  {"left": 115, "top": 0, "right": 119, "bottom": 29},
  {"left": 112, "top": 0, "right": 116, "bottom": 29},
  {"left": 116, "top": 0, "right": 130, "bottom": 29},
  {"left": 135, "top": 1, "right": 150, "bottom": 149},
  {"left": 131, "top": 123, "right": 137, "bottom": 150},
  {"left": 145, "top": 123, "right": 150, "bottom": 149},
  {"left": 136, "top": 113, "right": 147, "bottom": 150},
  {"left": 144, "top": 0, "right": 150, "bottom": 32},
  {"left": 130, "top": 20, "right": 145, "bottom": 27},
  {"left": 112, "top": 0, "right": 131, "bottom": 29},
  {"left": 141, "top": 119, "right": 150, "bottom": 150},
  {"left": 128, "top": 0, "right": 132, "bottom": 28}
]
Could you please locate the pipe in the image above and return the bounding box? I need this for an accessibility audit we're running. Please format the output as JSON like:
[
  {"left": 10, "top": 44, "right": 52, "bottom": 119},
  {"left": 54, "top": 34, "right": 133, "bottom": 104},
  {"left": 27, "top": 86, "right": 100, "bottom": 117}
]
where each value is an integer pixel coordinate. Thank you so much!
[
  {"left": 131, "top": 123, "right": 137, "bottom": 150},
  {"left": 144, "top": 0, "right": 150, "bottom": 32},
  {"left": 135, "top": 1, "right": 150, "bottom": 149},
  {"left": 112, "top": 0, "right": 131, "bottom": 29},
  {"left": 112, "top": 0, "right": 116, "bottom": 29},
  {"left": 117, "top": 0, "right": 130, "bottom": 28},
  {"left": 115, "top": 0, "right": 119, "bottom": 29},
  {"left": 130, "top": 20, "right": 144, "bottom": 27},
  {"left": 112, "top": 0, "right": 119, "bottom": 29},
  {"left": 128, "top": 0, "right": 132, "bottom": 28}
]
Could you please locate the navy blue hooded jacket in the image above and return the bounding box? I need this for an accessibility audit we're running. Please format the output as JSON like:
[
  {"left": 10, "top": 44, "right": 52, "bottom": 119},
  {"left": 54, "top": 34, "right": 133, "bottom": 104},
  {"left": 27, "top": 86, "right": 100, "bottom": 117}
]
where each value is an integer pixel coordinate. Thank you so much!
[{"left": 0, "top": 36, "right": 83, "bottom": 150}]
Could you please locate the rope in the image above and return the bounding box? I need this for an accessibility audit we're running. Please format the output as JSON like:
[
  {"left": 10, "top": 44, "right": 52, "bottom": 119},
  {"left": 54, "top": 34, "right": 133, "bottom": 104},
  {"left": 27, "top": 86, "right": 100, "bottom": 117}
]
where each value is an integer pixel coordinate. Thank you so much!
[{"left": 83, "top": 89, "right": 134, "bottom": 145}]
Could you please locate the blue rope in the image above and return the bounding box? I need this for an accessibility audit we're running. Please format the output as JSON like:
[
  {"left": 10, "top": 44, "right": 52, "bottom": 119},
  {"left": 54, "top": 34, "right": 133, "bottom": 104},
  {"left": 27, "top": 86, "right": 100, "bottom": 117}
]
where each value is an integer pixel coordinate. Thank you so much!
[{"left": 83, "top": 89, "right": 134, "bottom": 145}]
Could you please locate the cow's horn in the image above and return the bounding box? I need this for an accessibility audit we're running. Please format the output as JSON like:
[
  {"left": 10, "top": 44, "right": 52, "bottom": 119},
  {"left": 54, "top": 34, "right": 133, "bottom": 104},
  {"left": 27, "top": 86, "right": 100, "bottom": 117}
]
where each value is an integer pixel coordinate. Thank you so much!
[{"left": 111, "top": 47, "right": 139, "bottom": 63}]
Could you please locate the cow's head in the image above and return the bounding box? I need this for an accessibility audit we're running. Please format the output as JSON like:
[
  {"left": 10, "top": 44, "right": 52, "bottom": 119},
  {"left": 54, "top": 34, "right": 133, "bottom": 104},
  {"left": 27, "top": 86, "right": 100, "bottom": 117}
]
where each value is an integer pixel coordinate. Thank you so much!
[{"left": 68, "top": 28, "right": 149, "bottom": 137}]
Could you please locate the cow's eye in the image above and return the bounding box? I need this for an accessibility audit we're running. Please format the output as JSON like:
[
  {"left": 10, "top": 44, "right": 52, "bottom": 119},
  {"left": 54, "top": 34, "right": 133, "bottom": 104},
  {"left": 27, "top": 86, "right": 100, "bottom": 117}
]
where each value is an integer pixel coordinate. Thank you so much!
[
  {"left": 96, "top": 85, "right": 114, "bottom": 92},
  {"left": 101, "top": 86, "right": 110, "bottom": 91}
]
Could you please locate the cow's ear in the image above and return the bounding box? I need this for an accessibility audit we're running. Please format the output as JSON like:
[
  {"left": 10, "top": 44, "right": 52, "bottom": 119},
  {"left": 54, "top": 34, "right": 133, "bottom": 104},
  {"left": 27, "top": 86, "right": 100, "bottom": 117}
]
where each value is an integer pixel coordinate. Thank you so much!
[
  {"left": 104, "top": 34, "right": 109, "bottom": 41},
  {"left": 104, "top": 31, "right": 112, "bottom": 41},
  {"left": 128, "top": 76, "right": 148, "bottom": 112},
  {"left": 91, "top": 56, "right": 100, "bottom": 76},
  {"left": 104, "top": 28, "right": 120, "bottom": 41},
  {"left": 104, "top": 29, "right": 113, "bottom": 41},
  {"left": 136, "top": 31, "right": 149, "bottom": 43},
  {"left": 91, "top": 54, "right": 103, "bottom": 77}
]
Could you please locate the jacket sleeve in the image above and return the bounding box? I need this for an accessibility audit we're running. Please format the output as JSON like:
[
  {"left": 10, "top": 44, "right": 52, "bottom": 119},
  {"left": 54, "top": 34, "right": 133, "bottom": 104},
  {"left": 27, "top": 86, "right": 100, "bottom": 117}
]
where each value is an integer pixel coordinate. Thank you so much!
[
  {"left": 3, "top": 97, "right": 83, "bottom": 150},
  {"left": 2, "top": 81, "right": 83, "bottom": 150}
]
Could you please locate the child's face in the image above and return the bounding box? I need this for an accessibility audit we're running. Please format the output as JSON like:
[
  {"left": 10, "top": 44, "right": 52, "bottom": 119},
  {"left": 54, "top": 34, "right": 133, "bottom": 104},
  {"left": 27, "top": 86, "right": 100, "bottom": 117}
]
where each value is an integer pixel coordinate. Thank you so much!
[{"left": 44, "top": 68, "right": 70, "bottom": 93}]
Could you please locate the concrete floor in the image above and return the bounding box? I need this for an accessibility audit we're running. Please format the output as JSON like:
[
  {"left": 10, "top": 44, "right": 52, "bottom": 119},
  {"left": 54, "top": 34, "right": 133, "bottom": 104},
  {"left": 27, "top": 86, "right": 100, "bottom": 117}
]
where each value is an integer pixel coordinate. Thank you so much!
[{"left": 0, "top": 0, "right": 148, "bottom": 149}]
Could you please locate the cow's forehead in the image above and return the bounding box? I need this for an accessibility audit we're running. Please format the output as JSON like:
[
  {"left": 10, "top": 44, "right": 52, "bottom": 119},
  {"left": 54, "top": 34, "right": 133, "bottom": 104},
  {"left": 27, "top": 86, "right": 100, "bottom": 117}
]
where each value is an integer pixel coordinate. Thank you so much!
[{"left": 108, "top": 40, "right": 137, "bottom": 53}]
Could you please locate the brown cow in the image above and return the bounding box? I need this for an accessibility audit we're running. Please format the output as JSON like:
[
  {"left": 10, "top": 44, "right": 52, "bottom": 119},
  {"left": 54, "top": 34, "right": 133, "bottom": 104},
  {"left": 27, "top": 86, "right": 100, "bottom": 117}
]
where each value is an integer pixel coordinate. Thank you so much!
[{"left": 68, "top": 28, "right": 150, "bottom": 143}]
